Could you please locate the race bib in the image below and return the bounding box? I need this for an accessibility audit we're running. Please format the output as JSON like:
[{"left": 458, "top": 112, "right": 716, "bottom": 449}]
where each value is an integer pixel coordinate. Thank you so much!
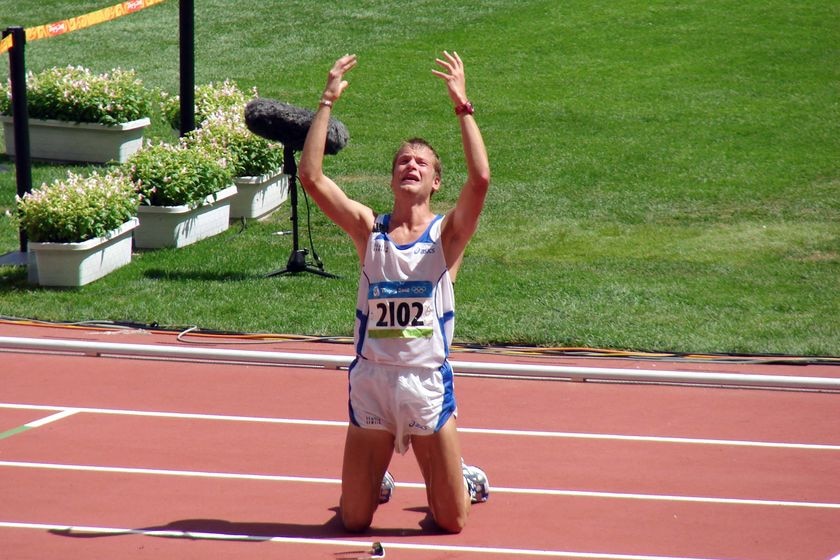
[{"left": 367, "top": 281, "right": 435, "bottom": 339}]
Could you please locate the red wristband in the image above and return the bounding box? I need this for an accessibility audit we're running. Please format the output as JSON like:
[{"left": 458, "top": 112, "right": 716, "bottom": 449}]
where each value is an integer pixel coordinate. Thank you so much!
[{"left": 454, "top": 101, "right": 475, "bottom": 116}]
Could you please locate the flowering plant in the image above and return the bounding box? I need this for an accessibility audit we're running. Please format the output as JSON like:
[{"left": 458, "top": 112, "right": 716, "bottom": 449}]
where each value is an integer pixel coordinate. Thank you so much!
[
  {"left": 0, "top": 65, "right": 153, "bottom": 125},
  {"left": 160, "top": 79, "right": 254, "bottom": 131},
  {"left": 183, "top": 108, "right": 284, "bottom": 177},
  {"left": 16, "top": 170, "right": 141, "bottom": 243},
  {"left": 125, "top": 141, "right": 233, "bottom": 207}
]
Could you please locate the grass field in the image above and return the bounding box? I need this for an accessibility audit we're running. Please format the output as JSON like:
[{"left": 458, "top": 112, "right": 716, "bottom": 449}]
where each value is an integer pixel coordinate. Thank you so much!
[{"left": 1, "top": 0, "right": 838, "bottom": 355}]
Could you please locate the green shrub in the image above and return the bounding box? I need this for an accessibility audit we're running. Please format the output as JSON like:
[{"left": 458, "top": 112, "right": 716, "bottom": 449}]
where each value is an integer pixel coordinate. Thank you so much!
[
  {"left": 125, "top": 141, "right": 233, "bottom": 207},
  {"left": 0, "top": 66, "right": 153, "bottom": 125},
  {"left": 183, "top": 108, "right": 284, "bottom": 177},
  {"left": 160, "top": 79, "right": 253, "bottom": 130},
  {"left": 16, "top": 170, "right": 140, "bottom": 243}
]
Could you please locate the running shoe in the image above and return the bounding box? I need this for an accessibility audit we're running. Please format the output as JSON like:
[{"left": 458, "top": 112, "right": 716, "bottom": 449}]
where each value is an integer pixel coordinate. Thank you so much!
[
  {"left": 462, "top": 462, "right": 490, "bottom": 503},
  {"left": 379, "top": 470, "right": 395, "bottom": 504}
]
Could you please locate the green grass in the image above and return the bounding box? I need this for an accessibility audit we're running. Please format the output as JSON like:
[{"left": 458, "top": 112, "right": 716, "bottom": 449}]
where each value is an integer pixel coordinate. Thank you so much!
[{"left": 1, "top": 0, "right": 838, "bottom": 355}]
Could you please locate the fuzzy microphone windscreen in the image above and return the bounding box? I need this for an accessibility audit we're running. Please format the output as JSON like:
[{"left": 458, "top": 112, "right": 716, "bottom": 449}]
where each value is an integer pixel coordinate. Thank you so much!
[{"left": 244, "top": 98, "right": 349, "bottom": 154}]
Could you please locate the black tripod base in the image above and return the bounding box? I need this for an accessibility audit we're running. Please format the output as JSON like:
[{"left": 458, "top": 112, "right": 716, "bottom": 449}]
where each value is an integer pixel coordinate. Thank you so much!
[
  {"left": 265, "top": 249, "right": 340, "bottom": 279},
  {"left": 265, "top": 146, "right": 339, "bottom": 280}
]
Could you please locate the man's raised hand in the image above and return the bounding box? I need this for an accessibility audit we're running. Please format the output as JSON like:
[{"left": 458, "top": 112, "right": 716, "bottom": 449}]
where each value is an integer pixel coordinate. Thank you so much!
[
  {"left": 323, "top": 54, "right": 358, "bottom": 103},
  {"left": 432, "top": 51, "right": 468, "bottom": 107}
]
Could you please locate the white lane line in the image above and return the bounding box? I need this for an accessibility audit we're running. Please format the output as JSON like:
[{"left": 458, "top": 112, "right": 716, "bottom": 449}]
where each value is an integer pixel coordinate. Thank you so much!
[
  {"left": 0, "top": 402, "right": 347, "bottom": 427},
  {"left": 458, "top": 427, "right": 840, "bottom": 451},
  {"left": 2, "top": 460, "right": 838, "bottom": 510},
  {"left": 1, "top": 402, "right": 838, "bottom": 450},
  {"left": 0, "top": 408, "right": 80, "bottom": 440},
  {"left": 0, "top": 520, "right": 731, "bottom": 559},
  {"left": 25, "top": 409, "right": 80, "bottom": 428},
  {"left": 0, "top": 460, "right": 339, "bottom": 484}
]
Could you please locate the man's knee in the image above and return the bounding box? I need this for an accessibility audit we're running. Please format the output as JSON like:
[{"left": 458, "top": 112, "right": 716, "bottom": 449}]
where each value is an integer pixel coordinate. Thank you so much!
[
  {"left": 341, "top": 508, "right": 373, "bottom": 533},
  {"left": 433, "top": 510, "right": 468, "bottom": 534},
  {"left": 429, "top": 490, "right": 470, "bottom": 534},
  {"left": 340, "top": 497, "right": 375, "bottom": 533}
]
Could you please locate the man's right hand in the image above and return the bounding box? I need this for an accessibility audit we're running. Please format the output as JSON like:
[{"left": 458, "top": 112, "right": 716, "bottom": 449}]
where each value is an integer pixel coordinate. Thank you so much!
[{"left": 323, "top": 54, "right": 358, "bottom": 103}]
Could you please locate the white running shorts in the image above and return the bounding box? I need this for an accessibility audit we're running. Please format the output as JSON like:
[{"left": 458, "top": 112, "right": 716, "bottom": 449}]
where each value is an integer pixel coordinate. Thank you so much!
[{"left": 348, "top": 358, "right": 457, "bottom": 454}]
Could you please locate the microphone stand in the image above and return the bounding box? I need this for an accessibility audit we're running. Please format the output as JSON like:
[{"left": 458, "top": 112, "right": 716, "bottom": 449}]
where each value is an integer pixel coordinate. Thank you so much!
[{"left": 266, "top": 146, "right": 339, "bottom": 279}]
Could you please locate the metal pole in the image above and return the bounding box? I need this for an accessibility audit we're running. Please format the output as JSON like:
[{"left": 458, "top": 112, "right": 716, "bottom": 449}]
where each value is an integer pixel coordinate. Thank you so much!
[
  {"left": 178, "top": 0, "right": 195, "bottom": 136},
  {"left": 4, "top": 26, "right": 31, "bottom": 252}
]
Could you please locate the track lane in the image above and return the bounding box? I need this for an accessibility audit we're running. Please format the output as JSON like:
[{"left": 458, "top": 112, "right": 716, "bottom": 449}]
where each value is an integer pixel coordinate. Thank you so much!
[
  {"left": 2, "top": 324, "right": 839, "bottom": 559},
  {"left": 2, "top": 467, "right": 839, "bottom": 560},
  {"left": 4, "top": 352, "right": 840, "bottom": 445},
  {"left": 0, "top": 410, "right": 837, "bottom": 507}
]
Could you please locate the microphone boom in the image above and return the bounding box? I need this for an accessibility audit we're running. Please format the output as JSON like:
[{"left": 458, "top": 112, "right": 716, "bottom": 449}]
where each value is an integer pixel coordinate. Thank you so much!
[{"left": 244, "top": 98, "right": 349, "bottom": 154}]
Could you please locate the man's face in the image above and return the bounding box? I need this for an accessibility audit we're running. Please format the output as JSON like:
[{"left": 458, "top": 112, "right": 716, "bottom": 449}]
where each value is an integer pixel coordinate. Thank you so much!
[{"left": 390, "top": 145, "right": 441, "bottom": 198}]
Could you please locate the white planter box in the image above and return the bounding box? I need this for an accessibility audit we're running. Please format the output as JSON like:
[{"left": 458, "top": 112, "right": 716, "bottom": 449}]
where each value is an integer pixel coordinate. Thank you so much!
[
  {"left": 28, "top": 218, "right": 139, "bottom": 287},
  {"left": 1, "top": 116, "right": 151, "bottom": 164},
  {"left": 134, "top": 185, "right": 237, "bottom": 249},
  {"left": 231, "top": 169, "right": 289, "bottom": 220}
]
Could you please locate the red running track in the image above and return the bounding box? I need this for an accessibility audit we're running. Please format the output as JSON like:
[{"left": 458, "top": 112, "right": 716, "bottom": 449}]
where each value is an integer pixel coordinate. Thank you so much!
[{"left": 1, "top": 322, "right": 839, "bottom": 560}]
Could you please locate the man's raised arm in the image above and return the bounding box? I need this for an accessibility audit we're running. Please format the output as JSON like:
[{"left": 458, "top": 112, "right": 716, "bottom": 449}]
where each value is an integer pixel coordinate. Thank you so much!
[
  {"left": 434, "top": 51, "right": 491, "bottom": 275},
  {"left": 298, "top": 54, "right": 374, "bottom": 259}
]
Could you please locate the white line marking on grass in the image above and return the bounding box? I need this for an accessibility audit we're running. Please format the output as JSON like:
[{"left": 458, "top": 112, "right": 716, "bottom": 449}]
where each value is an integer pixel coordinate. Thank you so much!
[
  {"left": 1, "top": 402, "right": 838, "bottom": 450},
  {"left": 0, "top": 520, "right": 731, "bottom": 559},
  {"left": 2, "top": 460, "right": 838, "bottom": 510}
]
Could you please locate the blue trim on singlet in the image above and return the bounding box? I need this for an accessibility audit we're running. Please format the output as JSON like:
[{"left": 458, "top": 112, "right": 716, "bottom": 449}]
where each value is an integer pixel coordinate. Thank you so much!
[
  {"left": 347, "top": 357, "right": 361, "bottom": 426},
  {"left": 355, "top": 308, "right": 368, "bottom": 356},
  {"left": 431, "top": 268, "right": 454, "bottom": 357},
  {"left": 375, "top": 213, "right": 390, "bottom": 232},
  {"left": 376, "top": 214, "right": 442, "bottom": 250},
  {"left": 355, "top": 269, "right": 371, "bottom": 357},
  {"left": 439, "top": 310, "right": 455, "bottom": 356},
  {"left": 435, "top": 360, "right": 457, "bottom": 432}
]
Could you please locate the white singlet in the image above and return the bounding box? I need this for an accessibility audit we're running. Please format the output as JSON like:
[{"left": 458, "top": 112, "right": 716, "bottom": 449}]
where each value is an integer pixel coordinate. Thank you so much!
[{"left": 348, "top": 214, "right": 457, "bottom": 453}]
